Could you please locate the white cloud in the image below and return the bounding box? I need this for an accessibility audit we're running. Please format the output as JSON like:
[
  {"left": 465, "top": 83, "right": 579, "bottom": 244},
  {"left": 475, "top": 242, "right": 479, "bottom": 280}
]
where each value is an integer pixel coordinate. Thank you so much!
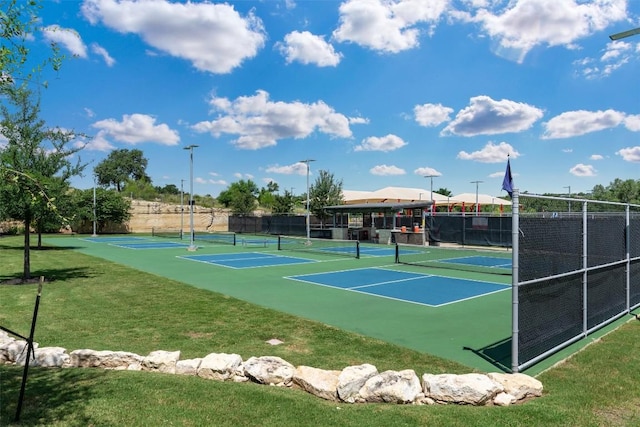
[
  {"left": 349, "top": 116, "right": 370, "bottom": 124},
  {"left": 262, "top": 177, "right": 277, "bottom": 184},
  {"left": 42, "top": 25, "right": 87, "bottom": 58},
  {"left": 542, "top": 109, "right": 626, "bottom": 139},
  {"left": 209, "top": 179, "right": 228, "bottom": 186},
  {"left": 277, "top": 31, "right": 342, "bottom": 66},
  {"left": 460, "top": 0, "right": 628, "bottom": 63},
  {"left": 616, "top": 146, "right": 640, "bottom": 163},
  {"left": 624, "top": 114, "right": 640, "bottom": 131},
  {"left": 82, "top": 132, "right": 115, "bottom": 151},
  {"left": 81, "top": 0, "right": 266, "bottom": 74},
  {"left": 266, "top": 162, "right": 309, "bottom": 176},
  {"left": 413, "top": 167, "right": 441, "bottom": 177},
  {"left": 370, "top": 164, "right": 405, "bottom": 176},
  {"left": 576, "top": 40, "right": 638, "bottom": 79},
  {"left": 193, "top": 90, "right": 352, "bottom": 149},
  {"left": 332, "top": 0, "right": 448, "bottom": 53},
  {"left": 354, "top": 134, "right": 407, "bottom": 152},
  {"left": 590, "top": 154, "right": 604, "bottom": 160},
  {"left": 91, "top": 43, "right": 115, "bottom": 66},
  {"left": 457, "top": 141, "right": 519, "bottom": 163},
  {"left": 91, "top": 114, "right": 180, "bottom": 146},
  {"left": 195, "top": 177, "right": 208, "bottom": 184},
  {"left": 84, "top": 108, "right": 96, "bottom": 118},
  {"left": 414, "top": 103, "right": 454, "bottom": 127},
  {"left": 441, "top": 96, "right": 543, "bottom": 136},
  {"left": 569, "top": 163, "right": 597, "bottom": 177}
]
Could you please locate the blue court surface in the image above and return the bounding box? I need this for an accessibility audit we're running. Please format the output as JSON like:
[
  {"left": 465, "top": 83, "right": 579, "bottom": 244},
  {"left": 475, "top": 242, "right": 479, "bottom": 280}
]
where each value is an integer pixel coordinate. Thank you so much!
[
  {"left": 179, "top": 252, "right": 315, "bottom": 269},
  {"left": 286, "top": 267, "right": 509, "bottom": 307}
]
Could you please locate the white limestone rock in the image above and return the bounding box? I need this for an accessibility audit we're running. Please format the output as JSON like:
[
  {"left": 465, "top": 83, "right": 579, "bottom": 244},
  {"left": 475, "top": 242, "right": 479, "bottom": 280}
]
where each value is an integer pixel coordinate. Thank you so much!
[
  {"left": 493, "top": 392, "right": 517, "bottom": 406},
  {"left": 293, "top": 365, "right": 340, "bottom": 401},
  {"left": 176, "top": 358, "right": 202, "bottom": 376},
  {"left": 243, "top": 356, "right": 294, "bottom": 387},
  {"left": 68, "top": 349, "right": 143, "bottom": 370},
  {"left": 337, "top": 363, "right": 378, "bottom": 403},
  {"left": 141, "top": 350, "right": 181, "bottom": 374},
  {"left": 360, "top": 369, "right": 422, "bottom": 404},
  {"left": 487, "top": 372, "right": 544, "bottom": 400},
  {"left": 198, "top": 353, "right": 243, "bottom": 381},
  {"left": 33, "top": 347, "right": 69, "bottom": 368},
  {"left": 422, "top": 373, "right": 504, "bottom": 405}
]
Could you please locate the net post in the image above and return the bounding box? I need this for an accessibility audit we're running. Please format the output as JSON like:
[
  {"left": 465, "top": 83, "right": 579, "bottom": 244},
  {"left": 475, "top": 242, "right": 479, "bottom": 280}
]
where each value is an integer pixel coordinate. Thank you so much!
[
  {"left": 232, "top": 233, "right": 237, "bottom": 246},
  {"left": 277, "top": 235, "right": 282, "bottom": 251},
  {"left": 511, "top": 188, "right": 519, "bottom": 373},
  {"left": 394, "top": 243, "right": 399, "bottom": 263},
  {"left": 356, "top": 241, "right": 360, "bottom": 259}
]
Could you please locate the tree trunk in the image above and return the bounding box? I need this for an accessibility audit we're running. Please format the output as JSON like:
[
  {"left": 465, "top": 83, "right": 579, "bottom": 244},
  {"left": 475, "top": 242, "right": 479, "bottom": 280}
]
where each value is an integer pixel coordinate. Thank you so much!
[{"left": 23, "top": 211, "right": 31, "bottom": 280}]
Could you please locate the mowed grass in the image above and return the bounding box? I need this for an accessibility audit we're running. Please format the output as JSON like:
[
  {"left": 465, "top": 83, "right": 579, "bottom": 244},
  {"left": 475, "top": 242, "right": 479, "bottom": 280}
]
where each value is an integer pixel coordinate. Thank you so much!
[{"left": 1, "top": 236, "right": 640, "bottom": 426}]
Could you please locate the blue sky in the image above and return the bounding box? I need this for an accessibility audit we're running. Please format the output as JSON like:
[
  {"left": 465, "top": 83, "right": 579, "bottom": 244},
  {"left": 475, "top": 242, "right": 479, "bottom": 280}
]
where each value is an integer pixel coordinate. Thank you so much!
[{"left": 19, "top": 0, "right": 640, "bottom": 198}]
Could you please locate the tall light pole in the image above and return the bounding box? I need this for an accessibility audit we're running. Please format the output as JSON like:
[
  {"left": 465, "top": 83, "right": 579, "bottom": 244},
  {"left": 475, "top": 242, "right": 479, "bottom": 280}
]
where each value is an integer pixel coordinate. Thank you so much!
[
  {"left": 564, "top": 185, "right": 571, "bottom": 213},
  {"left": 471, "top": 180, "right": 483, "bottom": 216},
  {"left": 184, "top": 145, "right": 199, "bottom": 251},
  {"left": 92, "top": 175, "right": 97, "bottom": 237},
  {"left": 300, "top": 159, "right": 315, "bottom": 241},
  {"left": 180, "top": 179, "right": 185, "bottom": 239}
]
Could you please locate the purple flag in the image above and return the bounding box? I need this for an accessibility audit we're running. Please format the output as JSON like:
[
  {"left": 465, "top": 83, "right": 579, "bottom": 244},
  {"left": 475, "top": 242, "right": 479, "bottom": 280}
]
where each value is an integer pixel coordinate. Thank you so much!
[{"left": 502, "top": 158, "right": 513, "bottom": 197}]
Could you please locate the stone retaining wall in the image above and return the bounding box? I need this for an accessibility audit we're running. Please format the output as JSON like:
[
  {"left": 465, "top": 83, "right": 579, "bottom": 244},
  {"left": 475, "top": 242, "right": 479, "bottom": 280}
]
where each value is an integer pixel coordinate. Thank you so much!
[{"left": 0, "top": 330, "right": 543, "bottom": 407}]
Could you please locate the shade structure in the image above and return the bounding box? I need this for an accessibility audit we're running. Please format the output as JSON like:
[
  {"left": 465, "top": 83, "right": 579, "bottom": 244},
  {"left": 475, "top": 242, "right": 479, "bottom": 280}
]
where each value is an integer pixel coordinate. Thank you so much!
[
  {"left": 343, "top": 186, "right": 460, "bottom": 206},
  {"left": 451, "top": 193, "right": 511, "bottom": 206}
]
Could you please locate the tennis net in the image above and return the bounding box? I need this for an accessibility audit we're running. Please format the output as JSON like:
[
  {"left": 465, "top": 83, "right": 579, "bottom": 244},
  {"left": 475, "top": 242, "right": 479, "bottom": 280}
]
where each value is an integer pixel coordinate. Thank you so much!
[
  {"left": 152, "top": 228, "right": 236, "bottom": 245},
  {"left": 395, "top": 243, "right": 511, "bottom": 276},
  {"left": 277, "top": 235, "right": 360, "bottom": 258}
]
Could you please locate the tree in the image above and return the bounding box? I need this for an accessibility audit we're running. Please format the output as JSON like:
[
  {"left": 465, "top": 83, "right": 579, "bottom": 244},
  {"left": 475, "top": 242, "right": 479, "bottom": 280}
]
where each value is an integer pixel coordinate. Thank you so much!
[
  {"left": 0, "top": 86, "right": 84, "bottom": 280},
  {"left": 94, "top": 149, "right": 150, "bottom": 192},
  {"left": 258, "top": 180, "right": 279, "bottom": 210},
  {"left": 435, "top": 187, "right": 452, "bottom": 197},
  {"left": 217, "top": 180, "right": 258, "bottom": 214},
  {"left": 1, "top": 0, "right": 64, "bottom": 91},
  {"left": 68, "top": 188, "right": 131, "bottom": 233},
  {"left": 272, "top": 189, "right": 296, "bottom": 214},
  {"left": 309, "top": 170, "right": 343, "bottom": 226}
]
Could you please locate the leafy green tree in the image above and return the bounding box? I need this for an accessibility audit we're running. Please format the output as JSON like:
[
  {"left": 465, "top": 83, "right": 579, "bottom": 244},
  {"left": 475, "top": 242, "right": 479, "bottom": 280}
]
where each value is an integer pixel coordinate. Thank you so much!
[
  {"left": 0, "top": 87, "right": 84, "bottom": 279},
  {"left": 258, "top": 181, "right": 279, "bottom": 210},
  {"left": 272, "top": 189, "right": 296, "bottom": 214},
  {"left": 95, "top": 149, "right": 150, "bottom": 192},
  {"left": 122, "top": 177, "right": 156, "bottom": 200},
  {"left": 157, "top": 184, "right": 179, "bottom": 195},
  {"left": 1, "top": 0, "right": 64, "bottom": 91},
  {"left": 309, "top": 170, "right": 343, "bottom": 226},
  {"left": 217, "top": 179, "right": 258, "bottom": 214},
  {"left": 435, "top": 187, "right": 452, "bottom": 197},
  {"left": 68, "top": 188, "right": 131, "bottom": 233}
]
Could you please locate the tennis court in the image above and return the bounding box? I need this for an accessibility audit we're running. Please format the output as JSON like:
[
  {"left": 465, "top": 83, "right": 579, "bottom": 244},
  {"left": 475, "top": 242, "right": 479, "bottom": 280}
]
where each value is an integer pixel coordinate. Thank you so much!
[
  {"left": 180, "top": 252, "right": 315, "bottom": 269},
  {"left": 47, "top": 234, "right": 517, "bottom": 373},
  {"left": 287, "top": 267, "right": 509, "bottom": 306}
]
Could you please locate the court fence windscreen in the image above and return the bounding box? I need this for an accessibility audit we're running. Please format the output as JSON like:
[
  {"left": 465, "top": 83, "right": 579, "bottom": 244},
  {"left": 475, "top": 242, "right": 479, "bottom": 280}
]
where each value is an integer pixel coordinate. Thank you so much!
[{"left": 512, "top": 191, "right": 640, "bottom": 372}]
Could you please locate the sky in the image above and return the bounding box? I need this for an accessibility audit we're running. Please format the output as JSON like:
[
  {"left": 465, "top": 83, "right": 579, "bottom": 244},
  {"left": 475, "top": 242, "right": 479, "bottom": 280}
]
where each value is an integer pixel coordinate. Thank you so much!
[{"left": 13, "top": 0, "right": 640, "bottom": 198}]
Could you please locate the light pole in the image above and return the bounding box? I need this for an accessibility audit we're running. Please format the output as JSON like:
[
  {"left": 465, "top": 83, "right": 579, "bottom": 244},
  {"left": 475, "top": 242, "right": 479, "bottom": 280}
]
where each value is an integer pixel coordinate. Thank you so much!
[
  {"left": 184, "top": 145, "right": 199, "bottom": 251},
  {"left": 180, "top": 179, "right": 185, "bottom": 240},
  {"left": 92, "top": 175, "right": 97, "bottom": 237},
  {"left": 609, "top": 27, "right": 640, "bottom": 40},
  {"left": 564, "top": 185, "right": 571, "bottom": 213},
  {"left": 471, "top": 180, "right": 483, "bottom": 216},
  {"left": 300, "top": 159, "right": 315, "bottom": 241}
]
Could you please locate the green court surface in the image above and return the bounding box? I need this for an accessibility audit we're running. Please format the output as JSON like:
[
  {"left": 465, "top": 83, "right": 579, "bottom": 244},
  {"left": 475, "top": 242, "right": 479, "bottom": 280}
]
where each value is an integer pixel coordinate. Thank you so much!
[{"left": 44, "top": 234, "right": 598, "bottom": 375}]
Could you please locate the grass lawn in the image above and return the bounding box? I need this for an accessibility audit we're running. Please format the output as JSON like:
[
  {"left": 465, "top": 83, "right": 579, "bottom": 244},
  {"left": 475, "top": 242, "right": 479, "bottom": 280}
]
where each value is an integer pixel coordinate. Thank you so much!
[{"left": 1, "top": 235, "right": 640, "bottom": 426}]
